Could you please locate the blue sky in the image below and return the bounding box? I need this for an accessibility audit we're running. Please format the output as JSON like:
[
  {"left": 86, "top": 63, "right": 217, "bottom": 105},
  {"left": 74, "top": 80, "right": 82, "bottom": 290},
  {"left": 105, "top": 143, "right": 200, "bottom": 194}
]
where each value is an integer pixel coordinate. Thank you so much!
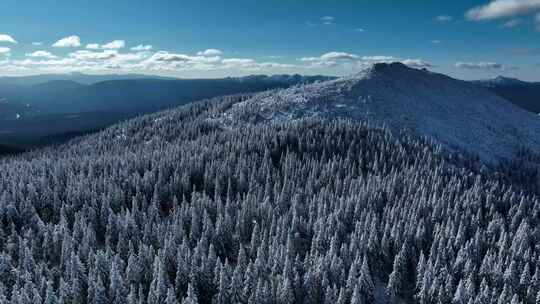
[{"left": 0, "top": 0, "right": 539, "bottom": 80}]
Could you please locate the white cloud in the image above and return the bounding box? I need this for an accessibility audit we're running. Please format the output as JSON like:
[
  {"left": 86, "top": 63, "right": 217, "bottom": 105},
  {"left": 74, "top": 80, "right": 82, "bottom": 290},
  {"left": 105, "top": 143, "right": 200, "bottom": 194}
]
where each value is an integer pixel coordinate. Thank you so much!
[
  {"left": 0, "top": 47, "right": 10, "bottom": 54},
  {"left": 131, "top": 44, "right": 153, "bottom": 51},
  {"left": 101, "top": 40, "right": 125, "bottom": 50},
  {"left": 52, "top": 35, "right": 81, "bottom": 48},
  {"left": 114, "top": 52, "right": 149, "bottom": 62},
  {"left": 84, "top": 40, "right": 126, "bottom": 50},
  {"left": 354, "top": 28, "right": 366, "bottom": 32},
  {"left": 12, "top": 57, "right": 79, "bottom": 68},
  {"left": 401, "top": 59, "right": 434, "bottom": 68},
  {"left": 434, "top": 15, "right": 453, "bottom": 23},
  {"left": 140, "top": 51, "right": 222, "bottom": 72},
  {"left": 0, "top": 34, "right": 17, "bottom": 44},
  {"left": 146, "top": 52, "right": 195, "bottom": 63},
  {"left": 197, "top": 49, "right": 223, "bottom": 56},
  {"left": 300, "top": 52, "right": 432, "bottom": 70},
  {"left": 361, "top": 56, "right": 397, "bottom": 61},
  {"left": 69, "top": 50, "right": 118, "bottom": 60},
  {"left": 455, "top": 61, "right": 517, "bottom": 70},
  {"left": 466, "top": 0, "right": 540, "bottom": 20},
  {"left": 222, "top": 58, "right": 255, "bottom": 65},
  {"left": 499, "top": 18, "right": 522, "bottom": 28},
  {"left": 32, "top": 42, "right": 43, "bottom": 46},
  {"left": 86, "top": 43, "right": 100, "bottom": 50},
  {"left": 320, "top": 52, "right": 359, "bottom": 61},
  {"left": 25, "top": 50, "right": 57, "bottom": 59}
]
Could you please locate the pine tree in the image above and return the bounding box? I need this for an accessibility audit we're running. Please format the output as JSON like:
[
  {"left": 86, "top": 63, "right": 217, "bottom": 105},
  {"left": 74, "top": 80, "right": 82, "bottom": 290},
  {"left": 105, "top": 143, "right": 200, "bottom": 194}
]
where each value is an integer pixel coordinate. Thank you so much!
[
  {"left": 93, "top": 277, "right": 108, "bottom": 304},
  {"left": 510, "top": 294, "right": 521, "bottom": 304},
  {"left": 166, "top": 288, "right": 178, "bottom": 304},
  {"left": 182, "top": 284, "right": 198, "bottom": 304},
  {"left": 43, "top": 280, "right": 57, "bottom": 304},
  {"left": 387, "top": 243, "right": 409, "bottom": 302},
  {"left": 453, "top": 279, "right": 467, "bottom": 304},
  {"left": 358, "top": 256, "right": 374, "bottom": 302},
  {"left": 350, "top": 284, "right": 364, "bottom": 304},
  {"left": 499, "top": 283, "right": 513, "bottom": 304},
  {"left": 278, "top": 277, "right": 295, "bottom": 304}
]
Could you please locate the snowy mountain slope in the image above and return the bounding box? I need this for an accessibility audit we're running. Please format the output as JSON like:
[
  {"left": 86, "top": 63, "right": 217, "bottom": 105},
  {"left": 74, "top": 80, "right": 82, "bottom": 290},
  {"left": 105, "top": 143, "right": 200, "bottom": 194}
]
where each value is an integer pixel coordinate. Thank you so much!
[
  {"left": 473, "top": 77, "right": 540, "bottom": 114},
  {"left": 215, "top": 62, "right": 540, "bottom": 161}
]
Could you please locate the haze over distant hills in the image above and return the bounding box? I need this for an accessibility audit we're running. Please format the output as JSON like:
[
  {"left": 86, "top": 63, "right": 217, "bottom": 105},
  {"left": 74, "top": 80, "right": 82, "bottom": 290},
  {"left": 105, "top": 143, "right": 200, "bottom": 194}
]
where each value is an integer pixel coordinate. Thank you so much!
[
  {"left": 1, "top": 68, "right": 539, "bottom": 152},
  {"left": 0, "top": 73, "right": 333, "bottom": 147},
  {"left": 0, "top": 72, "right": 177, "bottom": 86}
]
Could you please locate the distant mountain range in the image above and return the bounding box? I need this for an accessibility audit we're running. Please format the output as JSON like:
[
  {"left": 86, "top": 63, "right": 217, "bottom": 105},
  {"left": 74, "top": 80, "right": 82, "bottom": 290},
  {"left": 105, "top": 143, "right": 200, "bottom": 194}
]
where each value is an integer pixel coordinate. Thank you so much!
[
  {"left": 0, "top": 72, "right": 177, "bottom": 86},
  {"left": 472, "top": 76, "right": 540, "bottom": 114},
  {"left": 0, "top": 73, "right": 333, "bottom": 147},
  {"left": 0, "top": 73, "right": 334, "bottom": 114},
  {"left": 1, "top": 70, "right": 539, "bottom": 151}
]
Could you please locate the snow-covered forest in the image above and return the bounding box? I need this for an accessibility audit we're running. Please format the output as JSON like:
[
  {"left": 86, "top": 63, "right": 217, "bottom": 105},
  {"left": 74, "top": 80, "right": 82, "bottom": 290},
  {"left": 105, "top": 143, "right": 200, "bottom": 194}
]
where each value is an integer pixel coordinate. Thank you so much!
[{"left": 0, "top": 94, "right": 540, "bottom": 304}]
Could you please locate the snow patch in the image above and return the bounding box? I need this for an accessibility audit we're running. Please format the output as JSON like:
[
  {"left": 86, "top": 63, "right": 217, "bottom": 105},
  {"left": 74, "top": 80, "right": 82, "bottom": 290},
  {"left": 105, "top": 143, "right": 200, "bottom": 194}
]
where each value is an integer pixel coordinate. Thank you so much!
[{"left": 213, "top": 62, "right": 540, "bottom": 162}]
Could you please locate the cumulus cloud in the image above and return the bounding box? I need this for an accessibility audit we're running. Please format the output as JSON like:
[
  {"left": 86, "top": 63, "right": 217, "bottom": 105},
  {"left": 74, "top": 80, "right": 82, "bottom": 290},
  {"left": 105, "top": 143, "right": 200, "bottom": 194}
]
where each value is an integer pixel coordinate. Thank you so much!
[
  {"left": 146, "top": 52, "right": 196, "bottom": 63},
  {"left": 466, "top": 0, "right": 540, "bottom": 20},
  {"left": 0, "top": 47, "right": 10, "bottom": 54},
  {"left": 131, "top": 44, "right": 153, "bottom": 51},
  {"left": 1, "top": 43, "right": 435, "bottom": 76},
  {"left": 321, "top": 52, "right": 359, "bottom": 61},
  {"left": 69, "top": 50, "right": 118, "bottom": 60},
  {"left": 32, "top": 42, "right": 43, "bottom": 46},
  {"left": 85, "top": 40, "right": 126, "bottom": 50},
  {"left": 354, "top": 28, "right": 366, "bottom": 32},
  {"left": 455, "top": 61, "right": 516, "bottom": 70},
  {"left": 401, "top": 59, "right": 434, "bottom": 68},
  {"left": 300, "top": 52, "right": 432, "bottom": 70},
  {"left": 434, "top": 15, "right": 453, "bottom": 23},
  {"left": 52, "top": 36, "right": 81, "bottom": 48},
  {"left": 102, "top": 40, "right": 125, "bottom": 49},
  {"left": 25, "top": 51, "right": 57, "bottom": 59},
  {"left": 300, "top": 52, "right": 363, "bottom": 64},
  {"left": 86, "top": 43, "right": 100, "bottom": 50},
  {"left": 140, "top": 51, "right": 223, "bottom": 72},
  {"left": 197, "top": 49, "right": 223, "bottom": 56},
  {"left": 0, "top": 34, "right": 17, "bottom": 44},
  {"left": 361, "top": 56, "right": 397, "bottom": 61}
]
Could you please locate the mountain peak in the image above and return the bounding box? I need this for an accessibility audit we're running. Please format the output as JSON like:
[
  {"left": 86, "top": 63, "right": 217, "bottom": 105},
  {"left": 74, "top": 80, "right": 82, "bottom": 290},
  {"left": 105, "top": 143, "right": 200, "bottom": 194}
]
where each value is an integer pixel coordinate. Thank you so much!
[
  {"left": 216, "top": 66, "right": 540, "bottom": 162},
  {"left": 372, "top": 61, "right": 408, "bottom": 71},
  {"left": 350, "top": 62, "right": 435, "bottom": 82}
]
